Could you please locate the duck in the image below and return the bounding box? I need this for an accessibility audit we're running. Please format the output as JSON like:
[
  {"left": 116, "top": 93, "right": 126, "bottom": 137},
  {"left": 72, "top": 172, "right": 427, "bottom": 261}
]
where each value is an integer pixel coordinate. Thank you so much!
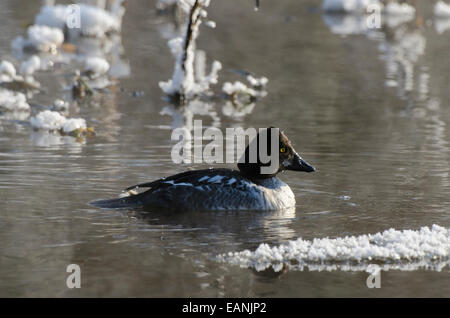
[{"left": 90, "top": 128, "right": 315, "bottom": 211}]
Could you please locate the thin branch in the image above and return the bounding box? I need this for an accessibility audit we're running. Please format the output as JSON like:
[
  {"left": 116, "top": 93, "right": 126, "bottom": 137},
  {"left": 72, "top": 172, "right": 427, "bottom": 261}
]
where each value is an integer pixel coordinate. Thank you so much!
[{"left": 182, "top": 0, "right": 201, "bottom": 72}]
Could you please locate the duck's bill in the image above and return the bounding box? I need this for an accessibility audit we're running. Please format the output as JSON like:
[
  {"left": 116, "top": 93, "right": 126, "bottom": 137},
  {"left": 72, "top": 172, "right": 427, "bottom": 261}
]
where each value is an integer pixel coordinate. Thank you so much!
[{"left": 285, "top": 154, "right": 315, "bottom": 172}]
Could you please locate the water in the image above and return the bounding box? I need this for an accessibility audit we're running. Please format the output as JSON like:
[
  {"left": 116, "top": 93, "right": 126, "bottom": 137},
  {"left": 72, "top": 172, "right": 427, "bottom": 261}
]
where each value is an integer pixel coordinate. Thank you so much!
[{"left": 0, "top": 0, "right": 449, "bottom": 297}]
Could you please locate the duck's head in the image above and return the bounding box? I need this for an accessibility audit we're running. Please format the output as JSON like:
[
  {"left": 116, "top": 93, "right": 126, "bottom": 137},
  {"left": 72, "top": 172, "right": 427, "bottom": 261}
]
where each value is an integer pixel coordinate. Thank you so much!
[{"left": 237, "top": 127, "right": 315, "bottom": 179}]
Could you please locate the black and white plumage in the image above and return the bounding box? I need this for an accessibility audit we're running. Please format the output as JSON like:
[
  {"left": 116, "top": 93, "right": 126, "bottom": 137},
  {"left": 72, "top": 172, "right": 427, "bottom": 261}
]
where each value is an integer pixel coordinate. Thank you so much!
[
  {"left": 90, "top": 128, "right": 315, "bottom": 211},
  {"left": 92, "top": 168, "right": 296, "bottom": 211}
]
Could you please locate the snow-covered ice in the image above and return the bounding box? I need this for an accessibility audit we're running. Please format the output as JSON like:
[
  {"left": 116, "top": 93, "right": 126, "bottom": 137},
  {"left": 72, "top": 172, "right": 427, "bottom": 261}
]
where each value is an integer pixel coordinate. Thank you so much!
[
  {"left": 19, "top": 55, "right": 41, "bottom": 80},
  {"left": 0, "top": 60, "right": 18, "bottom": 83},
  {"left": 12, "top": 25, "right": 64, "bottom": 53},
  {"left": 83, "top": 56, "right": 110, "bottom": 78},
  {"left": 159, "top": 0, "right": 222, "bottom": 99},
  {"left": 62, "top": 118, "right": 87, "bottom": 133},
  {"left": 383, "top": 1, "right": 415, "bottom": 16},
  {"left": 222, "top": 74, "right": 268, "bottom": 100},
  {"left": 35, "top": 2, "right": 125, "bottom": 39},
  {"left": 30, "top": 110, "right": 86, "bottom": 133},
  {"left": 217, "top": 225, "right": 450, "bottom": 273},
  {"left": 434, "top": 1, "right": 450, "bottom": 18},
  {"left": 0, "top": 89, "right": 30, "bottom": 112},
  {"left": 223, "top": 81, "right": 258, "bottom": 97},
  {"left": 322, "top": 0, "right": 381, "bottom": 13}
]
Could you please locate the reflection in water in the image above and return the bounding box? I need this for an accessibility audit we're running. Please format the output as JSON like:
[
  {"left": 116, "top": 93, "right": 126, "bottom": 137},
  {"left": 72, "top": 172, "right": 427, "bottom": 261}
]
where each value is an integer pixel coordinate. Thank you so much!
[
  {"left": 155, "top": 0, "right": 264, "bottom": 124},
  {"left": 160, "top": 98, "right": 220, "bottom": 131},
  {"left": 323, "top": 3, "right": 450, "bottom": 198},
  {"left": 221, "top": 101, "right": 255, "bottom": 119},
  {"left": 74, "top": 35, "right": 130, "bottom": 79},
  {"left": 30, "top": 130, "right": 84, "bottom": 151},
  {"left": 132, "top": 206, "right": 298, "bottom": 247},
  {"left": 378, "top": 26, "right": 425, "bottom": 97},
  {"left": 434, "top": 0, "right": 450, "bottom": 33},
  {"left": 322, "top": 13, "right": 372, "bottom": 35},
  {"left": 3, "top": 0, "right": 128, "bottom": 147}
]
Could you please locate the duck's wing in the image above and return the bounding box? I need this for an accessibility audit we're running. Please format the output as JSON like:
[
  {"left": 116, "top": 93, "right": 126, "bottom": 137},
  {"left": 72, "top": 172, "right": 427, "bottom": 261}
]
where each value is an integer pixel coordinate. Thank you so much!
[
  {"left": 123, "top": 179, "right": 163, "bottom": 192},
  {"left": 123, "top": 168, "right": 239, "bottom": 193}
]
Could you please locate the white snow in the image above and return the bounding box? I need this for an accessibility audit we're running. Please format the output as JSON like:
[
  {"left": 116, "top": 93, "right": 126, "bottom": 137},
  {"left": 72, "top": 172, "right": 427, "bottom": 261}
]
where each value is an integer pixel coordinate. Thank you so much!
[
  {"left": 246, "top": 75, "right": 268, "bottom": 88},
  {"left": 222, "top": 79, "right": 267, "bottom": 99},
  {"left": 0, "top": 89, "right": 30, "bottom": 112},
  {"left": 322, "top": 14, "right": 370, "bottom": 35},
  {"left": 0, "top": 60, "right": 17, "bottom": 82},
  {"left": 205, "top": 20, "right": 216, "bottom": 29},
  {"left": 30, "top": 110, "right": 86, "bottom": 133},
  {"left": 322, "top": 0, "right": 415, "bottom": 19},
  {"left": 20, "top": 25, "right": 64, "bottom": 52},
  {"left": 383, "top": 1, "right": 415, "bottom": 16},
  {"left": 52, "top": 99, "right": 70, "bottom": 111},
  {"left": 217, "top": 225, "right": 450, "bottom": 272},
  {"left": 159, "top": 0, "right": 221, "bottom": 98},
  {"left": 34, "top": 5, "right": 69, "bottom": 30},
  {"left": 435, "top": 1, "right": 450, "bottom": 18},
  {"left": 83, "top": 56, "right": 110, "bottom": 77},
  {"left": 0, "top": 58, "right": 41, "bottom": 88},
  {"left": 223, "top": 81, "right": 254, "bottom": 96},
  {"left": 435, "top": 18, "right": 450, "bottom": 34},
  {"left": 35, "top": 3, "right": 124, "bottom": 38},
  {"left": 19, "top": 55, "right": 41, "bottom": 78},
  {"left": 322, "top": 0, "right": 380, "bottom": 13},
  {"left": 30, "top": 110, "right": 67, "bottom": 131},
  {"left": 62, "top": 118, "right": 87, "bottom": 133},
  {"left": 222, "top": 101, "right": 255, "bottom": 118}
]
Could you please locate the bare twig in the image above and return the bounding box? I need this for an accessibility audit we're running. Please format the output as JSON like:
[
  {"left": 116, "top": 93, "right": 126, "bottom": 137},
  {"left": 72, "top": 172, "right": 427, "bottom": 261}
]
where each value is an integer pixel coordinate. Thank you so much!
[{"left": 182, "top": 0, "right": 200, "bottom": 73}]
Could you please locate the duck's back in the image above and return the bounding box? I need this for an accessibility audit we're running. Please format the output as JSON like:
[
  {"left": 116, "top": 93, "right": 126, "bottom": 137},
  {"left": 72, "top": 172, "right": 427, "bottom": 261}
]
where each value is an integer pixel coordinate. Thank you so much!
[{"left": 91, "top": 168, "right": 296, "bottom": 211}]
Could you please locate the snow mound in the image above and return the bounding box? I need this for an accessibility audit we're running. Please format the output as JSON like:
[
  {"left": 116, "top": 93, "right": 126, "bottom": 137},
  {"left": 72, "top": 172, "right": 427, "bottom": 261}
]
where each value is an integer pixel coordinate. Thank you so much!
[
  {"left": 0, "top": 60, "right": 17, "bottom": 82},
  {"left": 62, "top": 118, "right": 87, "bottom": 133},
  {"left": 0, "top": 89, "right": 30, "bottom": 112},
  {"left": 435, "top": 1, "right": 450, "bottom": 18},
  {"left": 35, "top": 3, "right": 124, "bottom": 38},
  {"left": 30, "top": 110, "right": 86, "bottom": 133},
  {"left": 83, "top": 56, "right": 110, "bottom": 77},
  {"left": 217, "top": 225, "right": 450, "bottom": 273},
  {"left": 384, "top": 1, "right": 415, "bottom": 16},
  {"left": 19, "top": 55, "right": 41, "bottom": 77},
  {"left": 14, "top": 25, "right": 65, "bottom": 53},
  {"left": 322, "top": 0, "right": 380, "bottom": 13}
]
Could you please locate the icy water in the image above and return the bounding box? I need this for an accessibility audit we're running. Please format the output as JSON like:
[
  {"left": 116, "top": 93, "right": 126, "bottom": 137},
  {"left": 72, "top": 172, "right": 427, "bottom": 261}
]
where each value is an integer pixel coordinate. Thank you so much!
[{"left": 1, "top": 0, "right": 449, "bottom": 297}]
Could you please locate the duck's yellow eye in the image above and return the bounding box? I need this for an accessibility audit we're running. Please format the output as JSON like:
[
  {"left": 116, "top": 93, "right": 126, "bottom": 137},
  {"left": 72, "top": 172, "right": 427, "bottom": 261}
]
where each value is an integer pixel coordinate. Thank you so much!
[{"left": 280, "top": 148, "right": 286, "bottom": 153}]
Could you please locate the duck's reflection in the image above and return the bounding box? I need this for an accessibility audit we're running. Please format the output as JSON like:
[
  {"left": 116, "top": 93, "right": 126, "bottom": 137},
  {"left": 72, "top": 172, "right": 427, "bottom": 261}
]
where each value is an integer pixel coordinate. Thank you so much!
[
  {"left": 160, "top": 98, "right": 220, "bottom": 131},
  {"left": 128, "top": 206, "right": 298, "bottom": 249}
]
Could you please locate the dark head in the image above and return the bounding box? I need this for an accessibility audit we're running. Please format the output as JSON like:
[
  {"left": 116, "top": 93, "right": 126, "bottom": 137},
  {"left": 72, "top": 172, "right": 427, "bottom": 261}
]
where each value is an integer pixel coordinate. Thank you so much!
[{"left": 237, "top": 127, "right": 315, "bottom": 179}]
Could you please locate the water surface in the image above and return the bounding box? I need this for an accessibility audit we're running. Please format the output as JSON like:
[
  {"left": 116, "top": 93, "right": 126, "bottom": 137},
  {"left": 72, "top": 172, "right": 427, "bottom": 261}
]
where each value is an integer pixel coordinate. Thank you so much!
[{"left": 0, "top": 0, "right": 449, "bottom": 297}]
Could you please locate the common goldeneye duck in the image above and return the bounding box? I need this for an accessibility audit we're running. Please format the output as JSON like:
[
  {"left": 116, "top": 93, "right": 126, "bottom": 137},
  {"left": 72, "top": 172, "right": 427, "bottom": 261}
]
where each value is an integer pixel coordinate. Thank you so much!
[{"left": 90, "top": 128, "right": 315, "bottom": 211}]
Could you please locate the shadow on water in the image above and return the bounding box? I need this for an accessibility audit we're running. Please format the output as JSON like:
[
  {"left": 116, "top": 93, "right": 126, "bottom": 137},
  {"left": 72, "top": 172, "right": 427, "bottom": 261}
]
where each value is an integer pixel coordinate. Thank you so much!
[{"left": 104, "top": 205, "right": 299, "bottom": 250}]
